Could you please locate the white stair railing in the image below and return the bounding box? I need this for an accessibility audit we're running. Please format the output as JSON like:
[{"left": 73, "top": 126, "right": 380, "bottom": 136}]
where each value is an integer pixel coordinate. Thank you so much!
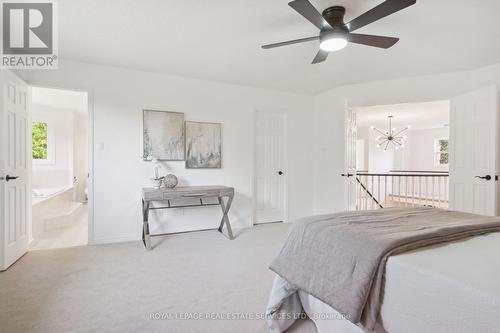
[{"left": 355, "top": 171, "right": 449, "bottom": 210}]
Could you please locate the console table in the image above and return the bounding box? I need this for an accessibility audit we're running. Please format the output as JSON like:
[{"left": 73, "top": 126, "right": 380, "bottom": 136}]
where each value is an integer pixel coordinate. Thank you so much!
[{"left": 141, "top": 185, "right": 234, "bottom": 250}]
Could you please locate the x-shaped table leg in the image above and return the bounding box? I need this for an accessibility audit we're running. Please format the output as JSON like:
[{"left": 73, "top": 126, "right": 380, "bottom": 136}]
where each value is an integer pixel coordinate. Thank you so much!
[
  {"left": 218, "top": 195, "right": 234, "bottom": 240},
  {"left": 142, "top": 200, "right": 152, "bottom": 250}
]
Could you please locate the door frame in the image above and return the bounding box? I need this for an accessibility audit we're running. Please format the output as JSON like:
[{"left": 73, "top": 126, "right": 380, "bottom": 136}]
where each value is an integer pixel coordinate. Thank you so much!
[
  {"left": 28, "top": 81, "right": 96, "bottom": 245},
  {"left": 344, "top": 102, "right": 358, "bottom": 211},
  {"left": 252, "top": 109, "right": 289, "bottom": 225},
  {"left": 345, "top": 98, "right": 453, "bottom": 211}
]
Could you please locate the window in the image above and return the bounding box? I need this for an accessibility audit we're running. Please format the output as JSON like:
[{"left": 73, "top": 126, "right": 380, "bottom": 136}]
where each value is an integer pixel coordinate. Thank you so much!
[
  {"left": 32, "top": 120, "right": 54, "bottom": 164},
  {"left": 32, "top": 122, "right": 48, "bottom": 160},
  {"left": 434, "top": 138, "right": 449, "bottom": 166}
]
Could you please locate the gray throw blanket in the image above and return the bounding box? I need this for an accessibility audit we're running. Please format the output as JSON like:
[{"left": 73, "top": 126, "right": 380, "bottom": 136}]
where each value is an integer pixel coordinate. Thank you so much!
[{"left": 269, "top": 207, "right": 500, "bottom": 331}]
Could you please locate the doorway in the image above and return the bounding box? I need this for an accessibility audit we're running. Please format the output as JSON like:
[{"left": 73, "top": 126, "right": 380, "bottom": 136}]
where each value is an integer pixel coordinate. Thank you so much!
[
  {"left": 350, "top": 100, "right": 451, "bottom": 211},
  {"left": 344, "top": 86, "right": 499, "bottom": 216},
  {"left": 30, "top": 87, "right": 89, "bottom": 250},
  {"left": 254, "top": 110, "right": 287, "bottom": 224}
]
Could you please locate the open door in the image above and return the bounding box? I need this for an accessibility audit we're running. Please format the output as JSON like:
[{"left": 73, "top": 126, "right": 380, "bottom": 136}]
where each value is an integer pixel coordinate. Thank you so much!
[
  {"left": 0, "top": 71, "right": 31, "bottom": 271},
  {"left": 344, "top": 103, "right": 357, "bottom": 211},
  {"left": 449, "top": 86, "right": 498, "bottom": 216}
]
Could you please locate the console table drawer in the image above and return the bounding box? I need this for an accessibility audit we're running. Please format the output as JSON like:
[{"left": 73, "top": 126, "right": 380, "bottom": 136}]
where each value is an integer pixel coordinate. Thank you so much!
[{"left": 143, "top": 186, "right": 234, "bottom": 202}]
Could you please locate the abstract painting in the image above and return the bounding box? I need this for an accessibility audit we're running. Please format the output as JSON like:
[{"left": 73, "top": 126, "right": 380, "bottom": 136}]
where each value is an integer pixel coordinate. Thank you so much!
[
  {"left": 143, "top": 110, "right": 185, "bottom": 161},
  {"left": 185, "top": 121, "right": 222, "bottom": 168}
]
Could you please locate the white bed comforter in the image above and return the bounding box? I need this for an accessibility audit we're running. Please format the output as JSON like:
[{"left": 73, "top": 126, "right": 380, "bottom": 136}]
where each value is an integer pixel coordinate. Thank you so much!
[{"left": 268, "top": 231, "right": 500, "bottom": 333}]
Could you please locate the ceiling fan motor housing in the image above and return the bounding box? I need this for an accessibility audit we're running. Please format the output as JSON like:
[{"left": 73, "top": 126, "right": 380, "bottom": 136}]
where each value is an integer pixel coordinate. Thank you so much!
[{"left": 320, "top": 6, "right": 349, "bottom": 42}]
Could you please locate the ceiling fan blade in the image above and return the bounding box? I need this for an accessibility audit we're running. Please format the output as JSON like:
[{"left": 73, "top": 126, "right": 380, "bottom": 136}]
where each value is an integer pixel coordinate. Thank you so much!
[
  {"left": 262, "top": 36, "right": 319, "bottom": 49},
  {"left": 312, "top": 50, "right": 329, "bottom": 64},
  {"left": 288, "top": 0, "right": 330, "bottom": 30},
  {"left": 347, "top": 0, "right": 416, "bottom": 32},
  {"left": 348, "top": 33, "right": 399, "bottom": 48}
]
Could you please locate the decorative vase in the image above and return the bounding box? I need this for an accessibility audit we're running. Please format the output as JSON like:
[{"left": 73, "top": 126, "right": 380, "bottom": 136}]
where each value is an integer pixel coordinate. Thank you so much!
[
  {"left": 163, "top": 174, "right": 178, "bottom": 189},
  {"left": 151, "top": 178, "right": 163, "bottom": 189}
]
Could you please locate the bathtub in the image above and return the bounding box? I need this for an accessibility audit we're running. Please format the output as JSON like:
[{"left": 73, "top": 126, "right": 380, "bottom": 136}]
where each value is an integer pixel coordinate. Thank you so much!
[
  {"left": 32, "top": 186, "right": 79, "bottom": 240},
  {"left": 32, "top": 187, "right": 69, "bottom": 205}
]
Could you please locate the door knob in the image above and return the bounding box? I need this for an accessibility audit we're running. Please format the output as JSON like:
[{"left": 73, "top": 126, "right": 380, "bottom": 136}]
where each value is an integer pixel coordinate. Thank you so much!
[
  {"left": 5, "top": 175, "right": 19, "bottom": 182},
  {"left": 475, "top": 175, "right": 492, "bottom": 181},
  {"left": 278, "top": 171, "right": 284, "bottom": 175}
]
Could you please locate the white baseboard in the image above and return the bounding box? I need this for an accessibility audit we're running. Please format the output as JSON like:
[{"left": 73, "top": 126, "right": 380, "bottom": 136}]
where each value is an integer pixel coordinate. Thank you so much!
[
  {"left": 90, "top": 234, "right": 139, "bottom": 245},
  {"left": 90, "top": 225, "right": 255, "bottom": 245}
]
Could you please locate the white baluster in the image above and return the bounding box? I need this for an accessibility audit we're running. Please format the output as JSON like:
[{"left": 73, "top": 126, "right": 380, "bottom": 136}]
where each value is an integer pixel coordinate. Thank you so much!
[
  {"left": 377, "top": 176, "right": 381, "bottom": 209},
  {"left": 405, "top": 176, "right": 409, "bottom": 207},
  {"left": 398, "top": 176, "right": 401, "bottom": 207},
  {"left": 438, "top": 176, "right": 442, "bottom": 208},
  {"left": 431, "top": 176, "right": 435, "bottom": 207},
  {"left": 412, "top": 176, "right": 415, "bottom": 207},
  {"left": 372, "top": 176, "right": 376, "bottom": 210},
  {"left": 419, "top": 177, "right": 422, "bottom": 206}
]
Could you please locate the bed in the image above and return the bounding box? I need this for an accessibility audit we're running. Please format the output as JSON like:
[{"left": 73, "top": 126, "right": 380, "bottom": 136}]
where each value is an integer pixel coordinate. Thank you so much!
[{"left": 266, "top": 208, "right": 500, "bottom": 333}]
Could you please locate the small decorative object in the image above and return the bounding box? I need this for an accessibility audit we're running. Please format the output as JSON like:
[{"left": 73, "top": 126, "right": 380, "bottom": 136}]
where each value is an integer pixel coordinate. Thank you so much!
[
  {"left": 185, "top": 121, "right": 222, "bottom": 168},
  {"left": 149, "top": 157, "right": 165, "bottom": 189},
  {"left": 371, "top": 115, "right": 410, "bottom": 151},
  {"left": 163, "top": 174, "right": 178, "bottom": 189},
  {"left": 143, "top": 110, "right": 185, "bottom": 161},
  {"left": 151, "top": 177, "right": 164, "bottom": 189},
  {"left": 151, "top": 157, "right": 161, "bottom": 179}
]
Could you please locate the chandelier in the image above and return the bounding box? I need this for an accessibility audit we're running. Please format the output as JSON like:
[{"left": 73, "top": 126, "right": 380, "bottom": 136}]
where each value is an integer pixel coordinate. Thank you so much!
[{"left": 371, "top": 115, "right": 410, "bottom": 151}]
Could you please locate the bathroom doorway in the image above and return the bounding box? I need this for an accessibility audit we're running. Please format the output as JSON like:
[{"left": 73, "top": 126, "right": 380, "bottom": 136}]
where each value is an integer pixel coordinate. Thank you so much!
[{"left": 30, "top": 87, "right": 89, "bottom": 250}]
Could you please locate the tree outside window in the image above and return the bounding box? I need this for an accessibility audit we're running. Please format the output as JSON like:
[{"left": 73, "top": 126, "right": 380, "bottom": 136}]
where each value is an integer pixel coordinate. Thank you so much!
[
  {"left": 32, "top": 122, "right": 48, "bottom": 160},
  {"left": 435, "top": 138, "right": 449, "bottom": 165}
]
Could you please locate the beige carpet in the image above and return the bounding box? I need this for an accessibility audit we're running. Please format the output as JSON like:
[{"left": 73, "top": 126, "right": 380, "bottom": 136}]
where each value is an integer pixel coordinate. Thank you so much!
[{"left": 0, "top": 223, "right": 317, "bottom": 333}]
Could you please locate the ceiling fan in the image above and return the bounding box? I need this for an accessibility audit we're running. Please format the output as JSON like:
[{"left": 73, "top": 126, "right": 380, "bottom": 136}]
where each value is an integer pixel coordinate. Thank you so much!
[{"left": 262, "top": 0, "right": 416, "bottom": 64}]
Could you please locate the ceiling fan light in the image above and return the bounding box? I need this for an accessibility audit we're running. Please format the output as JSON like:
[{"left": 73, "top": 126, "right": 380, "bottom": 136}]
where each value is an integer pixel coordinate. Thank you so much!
[{"left": 319, "top": 37, "right": 347, "bottom": 52}]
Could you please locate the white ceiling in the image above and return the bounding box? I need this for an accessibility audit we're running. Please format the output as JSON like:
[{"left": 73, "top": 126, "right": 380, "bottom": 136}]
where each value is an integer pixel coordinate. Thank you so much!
[
  {"left": 58, "top": 0, "right": 500, "bottom": 94},
  {"left": 355, "top": 100, "right": 450, "bottom": 130},
  {"left": 32, "top": 87, "right": 88, "bottom": 112}
]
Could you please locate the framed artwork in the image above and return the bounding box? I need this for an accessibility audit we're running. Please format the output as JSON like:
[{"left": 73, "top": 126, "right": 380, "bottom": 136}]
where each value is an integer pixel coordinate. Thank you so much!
[
  {"left": 185, "top": 121, "right": 222, "bottom": 168},
  {"left": 143, "top": 110, "right": 185, "bottom": 161}
]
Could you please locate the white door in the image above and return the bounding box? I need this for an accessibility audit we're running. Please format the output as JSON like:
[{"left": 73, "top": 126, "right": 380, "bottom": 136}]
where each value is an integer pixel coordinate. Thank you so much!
[
  {"left": 255, "top": 111, "right": 286, "bottom": 223},
  {"left": 0, "top": 71, "right": 31, "bottom": 271},
  {"left": 449, "top": 86, "right": 498, "bottom": 216},
  {"left": 345, "top": 105, "right": 357, "bottom": 211}
]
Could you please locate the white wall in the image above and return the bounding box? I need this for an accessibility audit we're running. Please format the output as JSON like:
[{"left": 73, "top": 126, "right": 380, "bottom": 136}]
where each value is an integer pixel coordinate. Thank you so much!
[
  {"left": 359, "top": 126, "right": 449, "bottom": 172},
  {"left": 73, "top": 110, "right": 88, "bottom": 202},
  {"left": 32, "top": 104, "right": 74, "bottom": 189},
  {"left": 356, "top": 126, "right": 369, "bottom": 171},
  {"left": 313, "top": 63, "right": 500, "bottom": 214},
  {"left": 392, "top": 147, "right": 406, "bottom": 171},
  {"left": 17, "top": 60, "right": 314, "bottom": 244},
  {"left": 405, "top": 127, "right": 449, "bottom": 171},
  {"left": 367, "top": 129, "right": 394, "bottom": 173}
]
